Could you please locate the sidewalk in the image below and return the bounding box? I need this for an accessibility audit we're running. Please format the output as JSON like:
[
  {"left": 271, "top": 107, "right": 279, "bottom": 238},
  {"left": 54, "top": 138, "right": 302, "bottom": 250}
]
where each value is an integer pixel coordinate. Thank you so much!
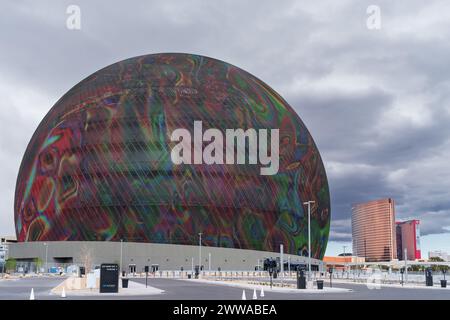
[
  {"left": 329, "top": 278, "right": 450, "bottom": 290},
  {"left": 50, "top": 279, "right": 165, "bottom": 297},
  {"left": 178, "top": 278, "right": 353, "bottom": 293}
]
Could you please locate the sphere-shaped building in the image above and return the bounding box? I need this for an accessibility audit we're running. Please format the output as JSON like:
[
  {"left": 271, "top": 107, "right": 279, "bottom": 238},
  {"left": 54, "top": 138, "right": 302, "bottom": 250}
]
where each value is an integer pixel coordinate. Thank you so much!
[{"left": 14, "top": 53, "right": 330, "bottom": 259}]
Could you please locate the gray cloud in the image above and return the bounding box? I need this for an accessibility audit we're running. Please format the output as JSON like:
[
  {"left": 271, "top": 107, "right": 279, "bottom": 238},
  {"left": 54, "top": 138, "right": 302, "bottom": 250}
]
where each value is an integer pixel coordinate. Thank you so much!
[{"left": 1, "top": 1, "right": 450, "bottom": 246}]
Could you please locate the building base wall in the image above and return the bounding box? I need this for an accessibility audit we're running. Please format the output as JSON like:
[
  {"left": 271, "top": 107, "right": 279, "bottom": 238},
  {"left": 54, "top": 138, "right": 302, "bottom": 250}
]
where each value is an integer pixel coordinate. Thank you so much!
[{"left": 8, "top": 241, "right": 324, "bottom": 272}]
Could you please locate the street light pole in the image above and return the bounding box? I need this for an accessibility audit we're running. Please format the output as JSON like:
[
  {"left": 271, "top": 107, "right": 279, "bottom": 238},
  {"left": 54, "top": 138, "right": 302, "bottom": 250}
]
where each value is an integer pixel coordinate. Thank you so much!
[
  {"left": 208, "top": 252, "right": 211, "bottom": 271},
  {"left": 280, "top": 244, "right": 284, "bottom": 286},
  {"left": 343, "top": 245, "right": 347, "bottom": 273},
  {"left": 120, "top": 239, "right": 123, "bottom": 275},
  {"left": 404, "top": 248, "right": 408, "bottom": 285},
  {"left": 44, "top": 242, "right": 48, "bottom": 274},
  {"left": 288, "top": 256, "right": 291, "bottom": 275},
  {"left": 353, "top": 238, "right": 359, "bottom": 277},
  {"left": 303, "top": 201, "right": 315, "bottom": 281},
  {"left": 198, "top": 232, "right": 203, "bottom": 271}
]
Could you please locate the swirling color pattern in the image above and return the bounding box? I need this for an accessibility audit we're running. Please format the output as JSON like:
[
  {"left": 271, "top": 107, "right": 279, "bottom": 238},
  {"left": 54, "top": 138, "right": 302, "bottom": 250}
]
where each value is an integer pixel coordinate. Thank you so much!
[{"left": 15, "top": 53, "right": 330, "bottom": 258}]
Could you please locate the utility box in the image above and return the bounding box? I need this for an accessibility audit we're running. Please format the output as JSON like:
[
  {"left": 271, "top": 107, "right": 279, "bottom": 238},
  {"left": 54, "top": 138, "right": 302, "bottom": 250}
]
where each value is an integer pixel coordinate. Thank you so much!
[
  {"left": 194, "top": 266, "right": 200, "bottom": 279},
  {"left": 425, "top": 268, "right": 433, "bottom": 287},
  {"left": 297, "top": 269, "right": 306, "bottom": 289}
]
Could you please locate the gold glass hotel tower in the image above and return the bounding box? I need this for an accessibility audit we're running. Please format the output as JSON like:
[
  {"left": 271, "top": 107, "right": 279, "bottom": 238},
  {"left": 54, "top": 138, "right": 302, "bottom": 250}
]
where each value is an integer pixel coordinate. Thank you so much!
[{"left": 351, "top": 198, "right": 397, "bottom": 262}]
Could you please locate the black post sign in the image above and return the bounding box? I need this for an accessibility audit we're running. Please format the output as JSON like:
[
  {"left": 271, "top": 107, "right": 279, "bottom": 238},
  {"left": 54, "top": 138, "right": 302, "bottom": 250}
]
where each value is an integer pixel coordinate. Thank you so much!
[
  {"left": 328, "top": 267, "right": 333, "bottom": 288},
  {"left": 100, "top": 263, "right": 119, "bottom": 293},
  {"left": 145, "top": 265, "right": 149, "bottom": 288}
]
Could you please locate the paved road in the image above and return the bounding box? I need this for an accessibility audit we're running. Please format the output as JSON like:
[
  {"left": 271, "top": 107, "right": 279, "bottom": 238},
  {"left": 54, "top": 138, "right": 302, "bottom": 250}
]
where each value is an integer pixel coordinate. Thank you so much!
[
  {"left": 1, "top": 276, "right": 450, "bottom": 300},
  {"left": 0, "top": 277, "right": 64, "bottom": 300},
  {"left": 131, "top": 278, "right": 450, "bottom": 300}
]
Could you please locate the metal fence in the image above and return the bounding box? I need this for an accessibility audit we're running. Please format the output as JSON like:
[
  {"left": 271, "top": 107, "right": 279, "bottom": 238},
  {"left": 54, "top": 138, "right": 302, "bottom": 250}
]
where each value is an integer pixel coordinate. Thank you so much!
[
  {"left": 1, "top": 262, "right": 447, "bottom": 287},
  {"left": 2, "top": 262, "right": 77, "bottom": 275}
]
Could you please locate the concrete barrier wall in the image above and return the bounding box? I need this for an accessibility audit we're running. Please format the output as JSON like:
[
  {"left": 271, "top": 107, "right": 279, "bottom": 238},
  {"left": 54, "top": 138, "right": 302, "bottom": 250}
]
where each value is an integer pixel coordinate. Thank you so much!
[{"left": 9, "top": 241, "right": 324, "bottom": 271}]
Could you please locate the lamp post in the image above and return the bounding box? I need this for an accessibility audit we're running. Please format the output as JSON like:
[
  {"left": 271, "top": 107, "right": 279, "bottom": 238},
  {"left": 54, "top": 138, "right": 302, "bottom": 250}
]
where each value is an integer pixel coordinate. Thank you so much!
[
  {"left": 288, "top": 256, "right": 291, "bottom": 275},
  {"left": 208, "top": 252, "right": 211, "bottom": 271},
  {"left": 44, "top": 242, "right": 48, "bottom": 274},
  {"left": 303, "top": 201, "right": 315, "bottom": 280},
  {"left": 280, "top": 244, "right": 284, "bottom": 286},
  {"left": 353, "top": 238, "right": 358, "bottom": 276},
  {"left": 198, "top": 232, "right": 203, "bottom": 271},
  {"left": 404, "top": 248, "right": 408, "bottom": 285},
  {"left": 120, "top": 239, "right": 123, "bottom": 276},
  {"left": 343, "top": 245, "right": 347, "bottom": 273}
]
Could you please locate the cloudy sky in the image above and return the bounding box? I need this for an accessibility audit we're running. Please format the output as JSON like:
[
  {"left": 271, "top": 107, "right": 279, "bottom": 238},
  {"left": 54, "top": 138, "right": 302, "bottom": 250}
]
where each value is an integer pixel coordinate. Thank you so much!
[{"left": 1, "top": 0, "right": 450, "bottom": 256}]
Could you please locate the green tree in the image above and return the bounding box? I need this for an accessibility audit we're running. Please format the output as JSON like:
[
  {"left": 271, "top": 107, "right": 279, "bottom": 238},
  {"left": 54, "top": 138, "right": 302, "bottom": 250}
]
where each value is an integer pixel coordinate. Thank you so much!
[
  {"left": 33, "top": 257, "right": 43, "bottom": 272},
  {"left": 429, "top": 257, "right": 448, "bottom": 272},
  {"left": 410, "top": 265, "right": 423, "bottom": 272},
  {"left": 429, "top": 257, "right": 445, "bottom": 262},
  {"left": 5, "top": 258, "right": 16, "bottom": 272}
]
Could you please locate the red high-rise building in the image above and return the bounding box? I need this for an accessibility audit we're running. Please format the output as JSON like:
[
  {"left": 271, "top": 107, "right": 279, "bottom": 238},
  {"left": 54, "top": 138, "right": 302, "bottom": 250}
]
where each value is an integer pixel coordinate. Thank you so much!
[{"left": 396, "top": 220, "right": 421, "bottom": 260}]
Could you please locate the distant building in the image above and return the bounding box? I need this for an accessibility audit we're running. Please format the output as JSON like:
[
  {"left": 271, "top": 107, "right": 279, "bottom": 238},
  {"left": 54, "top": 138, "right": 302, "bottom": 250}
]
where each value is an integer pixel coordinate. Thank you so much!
[
  {"left": 0, "top": 245, "right": 6, "bottom": 265},
  {"left": 1, "top": 236, "right": 17, "bottom": 244},
  {"left": 351, "top": 198, "right": 397, "bottom": 262},
  {"left": 323, "top": 255, "right": 365, "bottom": 270},
  {"left": 0, "top": 236, "right": 16, "bottom": 267},
  {"left": 428, "top": 250, "right": 449, "bottom": 261},
  {"left": 396, "top": 220, "right": 421, "bottom": 260}
]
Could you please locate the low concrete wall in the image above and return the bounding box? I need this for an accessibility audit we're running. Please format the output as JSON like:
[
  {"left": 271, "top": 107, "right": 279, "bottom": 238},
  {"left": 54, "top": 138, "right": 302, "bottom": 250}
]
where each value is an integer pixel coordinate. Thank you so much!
[{"left": 9, "top": 241, "right": 324, "bottom": 271}]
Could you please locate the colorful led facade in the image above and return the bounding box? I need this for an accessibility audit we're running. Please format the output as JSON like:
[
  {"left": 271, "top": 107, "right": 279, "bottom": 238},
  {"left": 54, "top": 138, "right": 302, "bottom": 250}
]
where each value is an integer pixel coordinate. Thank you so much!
[
  {"left": 352, "top": 198, "right": 397, "bottom": 261},
  {"left": 14, "top": 53, "right": 330, "bottom": 258}
]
